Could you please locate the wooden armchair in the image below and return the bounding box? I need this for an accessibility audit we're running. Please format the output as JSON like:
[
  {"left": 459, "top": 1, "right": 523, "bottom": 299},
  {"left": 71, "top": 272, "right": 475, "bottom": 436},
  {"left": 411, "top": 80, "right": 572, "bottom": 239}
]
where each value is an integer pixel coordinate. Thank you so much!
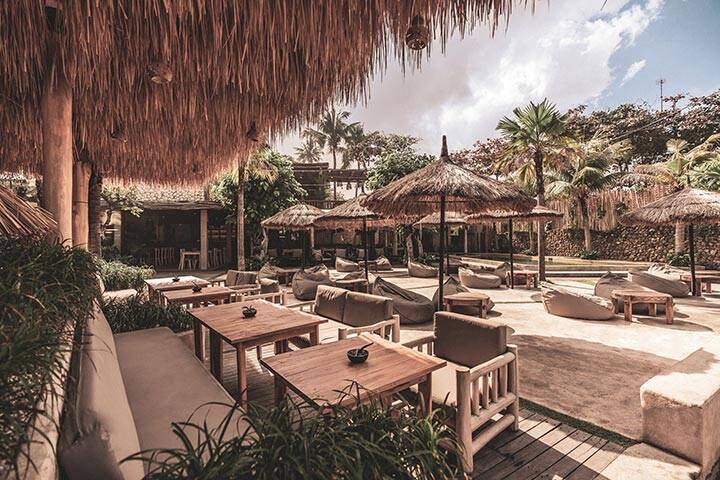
[{"left": 403, "top": 311, "right": 519, "bottom": 474}]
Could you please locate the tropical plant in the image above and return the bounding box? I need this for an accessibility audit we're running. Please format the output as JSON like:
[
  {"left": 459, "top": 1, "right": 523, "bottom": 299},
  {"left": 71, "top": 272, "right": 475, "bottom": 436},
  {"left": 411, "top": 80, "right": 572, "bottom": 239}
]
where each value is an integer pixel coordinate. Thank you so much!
[
  {"left": 293, "top": 138, "right": 323, "bottom": 163},
  {"left": 364, "top": 136, "right": 433, "bottom": 191},
  {"left": 101, "top": 185, "right": 143, "bottom": 230},
  {"left": 665, "top": 251, "right": 691, "bottom": 267},
  {"left": 626, "top": 133, "right": 720, "bottom": 253},
  {"left": 546, "top": 136, "right": 628, "bottom": 250},
  {"left": 0, "top": 237, "right": 99, "bottom": 475},
  {"left": 126, "top": 391, "right": 458, "bottom": 479},
  {"left": 451, "top": 137, "right": 507, "bottom": 178},
  {"left": 496, "top": 99, "right": 572, "bottom": 280},
  {"left": 101, "top": 295, "right": 193, "bottom": 334},
  {"left": 97, "top": 259, "right": 155, "bottom": 290}
]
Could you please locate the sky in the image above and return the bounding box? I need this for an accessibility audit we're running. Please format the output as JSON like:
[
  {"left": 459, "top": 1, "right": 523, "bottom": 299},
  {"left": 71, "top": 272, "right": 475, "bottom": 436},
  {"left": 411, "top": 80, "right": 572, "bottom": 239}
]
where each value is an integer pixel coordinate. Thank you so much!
[{"left": 275, "top": 0, "right": 720, "bottom": 158}]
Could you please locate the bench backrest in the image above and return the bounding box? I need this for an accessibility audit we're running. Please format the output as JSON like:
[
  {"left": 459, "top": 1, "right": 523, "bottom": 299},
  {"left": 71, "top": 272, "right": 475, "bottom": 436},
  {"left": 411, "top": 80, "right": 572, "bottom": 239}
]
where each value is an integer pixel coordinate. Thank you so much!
[
  {"left": 434, "top": 311, "right": 508, "bottom": 368},
  {"left": 315, "top": 285, "right": 393, "bottom": 327}
]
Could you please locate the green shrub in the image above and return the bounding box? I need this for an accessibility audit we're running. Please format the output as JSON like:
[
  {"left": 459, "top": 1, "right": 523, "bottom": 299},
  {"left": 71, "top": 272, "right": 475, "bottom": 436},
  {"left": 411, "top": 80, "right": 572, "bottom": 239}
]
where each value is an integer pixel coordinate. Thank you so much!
[
  {"left": 665, "top": 252, "right": 691, "bottom": 267},
  {"left": 578, "top": 249, "right": 599, "bottom": 260},
  {"left": 97, "top": 259, "right": 154, "bottom": 290},
  {"left": 127, "top": 391, "right": 458, "bottom": 479},
  {"left": 412, "top": 252, "right": 438, "bottom": 266},
  {"left": 0, "top": 237, "right": 99, "bottom": 475},
  {"left": 102, "top": 296, "right": 193, "bottom": 334}
]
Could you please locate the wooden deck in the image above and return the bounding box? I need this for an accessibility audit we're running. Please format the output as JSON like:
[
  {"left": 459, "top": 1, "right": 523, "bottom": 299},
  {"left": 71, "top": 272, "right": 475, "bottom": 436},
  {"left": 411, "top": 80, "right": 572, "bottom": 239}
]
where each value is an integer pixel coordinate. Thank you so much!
[{"left": 201, "top": 329, "right": 624, "bottom": 480}]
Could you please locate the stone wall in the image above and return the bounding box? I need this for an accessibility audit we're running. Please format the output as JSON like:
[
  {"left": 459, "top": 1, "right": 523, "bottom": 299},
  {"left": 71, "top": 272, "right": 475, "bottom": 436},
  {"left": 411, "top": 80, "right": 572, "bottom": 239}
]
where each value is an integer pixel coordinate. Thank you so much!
[{"left": 545, "top": 225, "right": 720, "bottom": 268}]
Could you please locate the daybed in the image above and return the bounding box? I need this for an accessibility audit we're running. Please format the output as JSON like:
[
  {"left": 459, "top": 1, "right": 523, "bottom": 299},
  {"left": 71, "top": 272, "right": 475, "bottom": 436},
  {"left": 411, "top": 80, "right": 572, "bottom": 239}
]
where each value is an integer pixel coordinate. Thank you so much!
[
  {"left": 458, "top": 267, "right": 502, "bottom": 289},
  {"left": 629, "top": 268, "right": 690, "bottom": 297},
  {"left": 408, "top": 260, "right": 438, "bottom": 278},
  {"left": 541, "top": 282, "right": 616, "bottom": 320}
]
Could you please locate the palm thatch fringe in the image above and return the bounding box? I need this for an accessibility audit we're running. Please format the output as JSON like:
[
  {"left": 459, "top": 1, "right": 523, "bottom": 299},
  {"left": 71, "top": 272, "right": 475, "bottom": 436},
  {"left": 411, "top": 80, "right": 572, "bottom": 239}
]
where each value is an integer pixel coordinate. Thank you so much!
[
  {"left": 0, "top": 186, "right": 58, "bottom": 238},
  {"left": 313, "top": 195, "right": 401, "bottom": 230},
  {"left": 620, "top": 188, "right": 720, "bottom": 226},
  {"left": 466, "top": 205, "right": 563, "bottom": 224},
  {"left": 261, "top": 203, "right": 324, "bottom": 230},
  {"left": 414, "top": 211, "right": 468, "bottom": 226}
]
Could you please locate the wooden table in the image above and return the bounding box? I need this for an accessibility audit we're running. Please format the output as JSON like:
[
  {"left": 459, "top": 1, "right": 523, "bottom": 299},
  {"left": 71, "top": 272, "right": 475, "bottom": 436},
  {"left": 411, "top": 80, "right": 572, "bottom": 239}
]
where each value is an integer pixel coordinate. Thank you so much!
[
  {"left": 680, "top": 273, "right": 720, "bottom": 295},
  {"left": 162, "top": 286, "right": 232, "bottom": 306},
  {"left": 261, "top": 334, "right": 446, "bottom": 414},
  {"left": 189, "top": 300, "right": 327, "bottom": 408},
  {"left": 506, "top": 270, "right": 539, "bottom": 289},
  {"left": 178, "top": 250, "right": 201, "bottom": 270},
  {"left": 611, "top": 289, "right": 674, "bottom": 324},
  {"left": 443, "top": 292, "right": 491, "bottom": 318},
  {"left": 275, "top": 267, "right": 300, "bottom": 286},
  {"left": 333, "top": 277, "right": 369, "bottom": 292},
  {"left": 145, "top": 276, "right": 209, "bottom": 300}
]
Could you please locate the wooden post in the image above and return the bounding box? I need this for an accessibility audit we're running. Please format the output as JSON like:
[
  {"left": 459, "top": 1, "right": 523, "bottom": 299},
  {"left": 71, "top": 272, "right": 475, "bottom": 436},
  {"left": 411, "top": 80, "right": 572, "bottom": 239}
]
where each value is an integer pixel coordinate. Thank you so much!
[
  {"left": 200, "top": 209, "right": 208, "bottom": 270},
  {"left": 87, "top": 169, "right": 103, "bottom": 255},
  {"left": 310, "top": 227, "right": 315, "bottom": 248},
  {"left": 41, "top": 75, "right": 73, "bottom": 243},
  {"left": 463, "top": 227, "right": 468, "bottom": 253},
  {"left": 72, "top": 162, "right": 92, "bottom": 249}
]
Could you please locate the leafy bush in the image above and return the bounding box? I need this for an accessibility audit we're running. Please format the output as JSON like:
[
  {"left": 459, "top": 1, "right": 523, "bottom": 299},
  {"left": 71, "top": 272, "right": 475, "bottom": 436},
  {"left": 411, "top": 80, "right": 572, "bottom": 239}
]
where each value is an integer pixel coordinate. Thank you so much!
[
  {"left": 245, "top": 255, "right": 275, "bottom": 272},
  {"left": 578, "top": 249, "right": 599, "bottom": 260},
  {"left": 0, "top": 237, "right": 99, "bottom": 475},
  {"left": 97, "top": 259, "right": 154, "bottom": 290},
  {"left": 665, "top": 252, "right": 691, "bottom": 267},
  {"left": 102, "top": 296, "right": 193, "bottom": 334},
  {"left": 413, "top": 252, "right": 438, "bottom": 266},
  {"left": 127, "top": 391, "right": 458, "bottom": 479}
]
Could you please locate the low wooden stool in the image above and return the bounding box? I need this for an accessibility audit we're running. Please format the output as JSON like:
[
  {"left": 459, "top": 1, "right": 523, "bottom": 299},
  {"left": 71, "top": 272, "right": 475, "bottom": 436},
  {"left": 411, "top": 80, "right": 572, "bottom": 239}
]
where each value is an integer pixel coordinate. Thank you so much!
[
  {"left": 506, "top": 270, "right": 539, "bottom": 289},
  {"left": 443, "top": 292, "right": 491, "bottom": 318},
  {"left": 611, "top": 289, "right": 674, "bottom": 324}
]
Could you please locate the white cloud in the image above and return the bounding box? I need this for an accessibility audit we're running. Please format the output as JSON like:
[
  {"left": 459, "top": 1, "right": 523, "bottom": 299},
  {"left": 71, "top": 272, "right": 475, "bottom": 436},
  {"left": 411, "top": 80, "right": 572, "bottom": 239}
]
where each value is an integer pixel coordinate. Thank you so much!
[
  {"left": 276, "top": 0, "right": 664, "bottom": 158},
  {"left": 621, "top": 59, "right": 647, "bottom": 85}
]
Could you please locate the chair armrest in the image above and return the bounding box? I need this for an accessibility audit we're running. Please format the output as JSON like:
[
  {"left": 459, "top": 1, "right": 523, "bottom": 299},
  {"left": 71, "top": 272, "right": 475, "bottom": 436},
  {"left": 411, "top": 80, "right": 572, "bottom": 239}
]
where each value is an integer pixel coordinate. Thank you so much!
[
  {"left": 210, "top": 279, "right": 224, "bottom": 287},
  {"left": 402, "top": 334, "right": 436, "bottom": 350},
  {"left": 228, "top": 283, "right": 260, "bottom": 291},
  {"left": 338, "top": 315, "right": 401, "bottom": 343},
  {"left": 468, "top": 345, "right": 518, "bottom": 382},
  {"left": 287, "top": 300, "right": 315, "bottom": 312}
]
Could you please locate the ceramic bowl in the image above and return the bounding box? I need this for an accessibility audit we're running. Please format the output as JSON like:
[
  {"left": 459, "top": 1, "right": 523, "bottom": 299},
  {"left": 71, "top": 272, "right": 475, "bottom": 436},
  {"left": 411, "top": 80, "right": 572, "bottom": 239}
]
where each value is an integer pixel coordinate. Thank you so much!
[
  {"left": 347, "top": 348, "right": 369, "bottom": 364},
  {"left": 242, "top": 306, "right": 257, "bottom": 318}
]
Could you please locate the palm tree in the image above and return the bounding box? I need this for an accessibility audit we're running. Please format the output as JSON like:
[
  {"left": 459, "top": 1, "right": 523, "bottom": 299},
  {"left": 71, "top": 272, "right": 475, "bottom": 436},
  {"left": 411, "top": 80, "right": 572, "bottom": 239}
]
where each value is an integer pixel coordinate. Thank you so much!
[
  {"left": 547, "top": 136, "right": 628, "bottom": 251},
  {"left": 294, "top": 138, "right": 323, "bottom": 163},
  {"left": 496, "top": 99, "right": 571, "bottom": 280},
  {"left": 627, "top": 134, "right": 720, "bottom": 253}
]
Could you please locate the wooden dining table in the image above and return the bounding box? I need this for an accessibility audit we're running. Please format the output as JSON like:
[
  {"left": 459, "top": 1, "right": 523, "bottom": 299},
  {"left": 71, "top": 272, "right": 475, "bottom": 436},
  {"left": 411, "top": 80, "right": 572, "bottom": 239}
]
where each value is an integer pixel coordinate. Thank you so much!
[{"left": 145, "top": 276, "right": 210, "bottom": 300}]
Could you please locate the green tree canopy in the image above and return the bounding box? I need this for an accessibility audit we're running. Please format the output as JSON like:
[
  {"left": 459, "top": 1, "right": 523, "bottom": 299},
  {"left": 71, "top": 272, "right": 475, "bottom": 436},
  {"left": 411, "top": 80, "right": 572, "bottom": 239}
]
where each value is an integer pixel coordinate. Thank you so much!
[{"left": 364, "top": 134, "right": 434, "bottom": 190}]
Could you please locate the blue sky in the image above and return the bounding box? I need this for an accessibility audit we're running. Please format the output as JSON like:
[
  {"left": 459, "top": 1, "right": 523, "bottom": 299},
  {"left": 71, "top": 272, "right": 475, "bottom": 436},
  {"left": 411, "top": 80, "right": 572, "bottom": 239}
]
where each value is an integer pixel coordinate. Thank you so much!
[{"left": 277, "top": 0, "right": 720, "bottom": 157}]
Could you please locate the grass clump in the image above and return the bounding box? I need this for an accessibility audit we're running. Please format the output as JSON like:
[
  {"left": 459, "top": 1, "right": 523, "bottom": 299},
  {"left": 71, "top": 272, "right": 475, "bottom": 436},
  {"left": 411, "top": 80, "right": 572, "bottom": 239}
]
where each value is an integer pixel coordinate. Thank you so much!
[
  {"left": 102, "top": 295, "right": 193, "bottom": 334},
  {"left": 97, "top": 259, "right": 154, "bottom": 290}
]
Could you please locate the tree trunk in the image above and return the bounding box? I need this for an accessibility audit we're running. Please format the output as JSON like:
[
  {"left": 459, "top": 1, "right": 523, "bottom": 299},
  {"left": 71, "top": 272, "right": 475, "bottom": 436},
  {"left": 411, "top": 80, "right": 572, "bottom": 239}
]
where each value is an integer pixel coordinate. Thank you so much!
[
  {"left": 87, "top": 169, "right": 103, "bottom": 256},
  {"left": 332, "top": 148, "right": 337, "bottom": 200},
  {"left": 534, "top": 149, "right": 547, "bottom": 281},
  {"left": 674, "top": 221, "right": 686, "bottom": 254},
  {"left": 237, "top": 163, "right": 246, "bottom": 270},
  {"left": 579, "top": 196, "right": 592, "bottom": 251}
]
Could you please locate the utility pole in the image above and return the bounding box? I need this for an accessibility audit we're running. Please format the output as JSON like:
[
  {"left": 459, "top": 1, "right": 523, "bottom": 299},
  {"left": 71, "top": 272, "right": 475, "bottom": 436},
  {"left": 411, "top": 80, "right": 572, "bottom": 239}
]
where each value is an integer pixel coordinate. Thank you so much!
[{"left": 656, "top": 78, "right": 666, "bottom": 112}]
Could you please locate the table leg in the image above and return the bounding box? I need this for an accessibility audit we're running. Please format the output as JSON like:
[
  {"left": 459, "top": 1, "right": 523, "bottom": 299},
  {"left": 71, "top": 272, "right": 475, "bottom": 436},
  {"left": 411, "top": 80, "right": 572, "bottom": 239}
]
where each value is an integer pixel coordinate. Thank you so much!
[
  {"left": 612, "top": 297, "right": 620, "bottom": 314},
  {"left": 666, "top": 298, "right": 674, "bottom": 325},
  {"left": 209, "top": 331, "right": 223, "bottom": 382},
  {"left": 193, "top": 320, "right": 205, "bottom": 361},
  {"left": 444, "top": 300, "right": 453, "bottom": 313},
  {"left": 236, "top": 344, "right": 248, "bottom": 408},
  {"left": 623, "top": 299, "right": 632, "bottom": 322},
  {"left": 274, "top": 341, "right": 284, "bottom": 355},
  {"left": 310, "top": 325, "right": 320, "bottom": 346},
  {"left": 274, "top": 375, "right": 287, "bottom": 405},
  {"left": 417, "top": 373, "right": 433, "bottom": 416},
  {"left": 648, "top": 302, "right": 657, "bottom": 317},
  {"left": 479, "top": 301, "right": 487, "bottom": 319},
  {"left": 705, "top": 281, "right": 712, "bottom": 293}
]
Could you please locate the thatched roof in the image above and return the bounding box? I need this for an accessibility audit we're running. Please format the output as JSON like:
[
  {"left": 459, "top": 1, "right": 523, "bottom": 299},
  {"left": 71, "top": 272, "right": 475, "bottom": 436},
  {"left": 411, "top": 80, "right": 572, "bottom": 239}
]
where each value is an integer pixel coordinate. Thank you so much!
[
  {"left": 261, "top": 203, "right": 324, "bottom": 230},
  {"left": 362, "top": 136, "right": 534, "bottom": 216},
  {"left": 1, "top": 2, "right": 520, "bottom": 184},
  {"left": 0, "top": 186, "right": 57, "bottom": 238},
  {"left": 466, "top": 205, "right": 563, "bottom": 224},
  {"left": 313, "top": 195, "right": 399, "bottom": 230},
  {"left": 620, "top": 188, "right": 720, "bottom": 226},
  {"left": 414, "top": 211, "right": 468, "bottom": 227}
]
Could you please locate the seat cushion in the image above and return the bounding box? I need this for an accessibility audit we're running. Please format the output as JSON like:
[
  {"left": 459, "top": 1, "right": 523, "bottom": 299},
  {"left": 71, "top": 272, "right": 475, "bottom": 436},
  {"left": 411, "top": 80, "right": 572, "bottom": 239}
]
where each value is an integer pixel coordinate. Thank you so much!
[
  {"left": 541, "top": 283, "right": 615, "bottom": 320},
  {"left": 425, "top": 360, "right": 467, "bottom": 407},
  {"left": 102, "top": 288, "right": 138, "bottom": 302},
  {"left": 375, "top": 256, "right": 393, "bottom": 271},
  {"left": 259, "top": 278, "right": 280, "bottom": 294},
  {"left": 459, "top": 267, "right": 502, "bottom": 289},
  {"left": 342, "top": 291, "right": 393, "bottom": 327},
  {"left": 408, "top": 261, "right": 438, "bottom": 278},
  {"left": 258, "top": 263, "right": 280, "bottom": 280},
  {"left": 226, "top": 270, "right": 258, "bottom": 287},
  {"left": 336, "top": 257, "right": 360, "bottom": 273},
  {"left": 630, "top": 271, "right": 690, "bottom": 298},
  {"left": 434, "top": 311, "right": 508, "bottom": 368},
  {"left": 59, "top": 306, "right": 143, "bottom": 480},
  {"left": 647, "top": 263, "right": 685, "bottom": 280},
  {"left": 114, "top": 328, "right": 247, "bottom": 451},
  {"left": 292, "top": 265, "right": 332, "bottom": 300},
  {"left": 373, "top": 277, "right": 434, "bottom": 325},
  {"left": 314, "top": 285, "right": 348, "bottom": 322}
]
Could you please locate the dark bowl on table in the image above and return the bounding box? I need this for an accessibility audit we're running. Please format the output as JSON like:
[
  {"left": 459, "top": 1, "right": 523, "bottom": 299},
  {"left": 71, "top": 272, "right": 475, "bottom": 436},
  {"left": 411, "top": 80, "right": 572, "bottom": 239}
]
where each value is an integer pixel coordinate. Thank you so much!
[
  {"left": 172, "top": 276, "right": 180, "bottom": 282},
  {"left": 192, "top": 285, "right": 203, "bottom": 293},
  {"left": 242, "top": 306, "right": 257, "bottom": 318},
  {"left": 347, "top": 348, "right": 369, "bottom": 364}
]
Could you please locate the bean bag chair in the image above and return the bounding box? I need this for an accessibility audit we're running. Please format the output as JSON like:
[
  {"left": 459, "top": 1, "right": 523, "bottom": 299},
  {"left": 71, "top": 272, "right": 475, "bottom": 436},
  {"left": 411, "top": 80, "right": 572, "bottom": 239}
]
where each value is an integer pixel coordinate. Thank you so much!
[
  {"left": 594, "top": 272, "right": 664, "bottom": 314},
  {"left": 373, "top": 277, "right": 434, "bottom": 324},
  {"left": 432, "top": 276, "right": 495, "bottom": 315},
  {"left": 375, "top": 255, "right": 393, "bottom": 271},
  {"left": 458, "top": 267, "right": 502, "bottom": 289},
  {"left": 336, "top": 257, "right": 360, "bottom": 273},
  {"left": 629, "top": 271, "right": 690, "bottom": 298},
  {"left": 258, "top": 262, "right": 281, "bottom": 280},
  {"left": 291, "top": 264, "right": 332, "bottom": 300},
  {"left": 647, "top": 263, "right": 686, "bottom": 280},
  {"left": 408, "top": 261, "right": 438, "bottom": 278},
  {"left": 541, "top": 283, "right": 615, "bottom": 320}
]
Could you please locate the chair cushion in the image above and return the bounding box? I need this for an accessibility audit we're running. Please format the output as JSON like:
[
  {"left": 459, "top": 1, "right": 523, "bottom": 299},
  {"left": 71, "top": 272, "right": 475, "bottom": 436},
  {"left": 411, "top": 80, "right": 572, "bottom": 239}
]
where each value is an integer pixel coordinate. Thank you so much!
[
  {"left": 422, "top": 360, "right": 467, "bottom": 408},
  {"left": 434, "top": 311, "right": 509, "bottom": 368},
  {"left": 342, "top": 291, "right": 393, "bottom": 327},
  {"left": 373, "top": 277, "right": 434, "bottom": 325},
  {"left": 114, "top": 328, "right": 247, "bottom": 451},
  {"left": 594, "top": 272, "right": 663, "bottom": 313},
  {"left": 375, "top": 256, "right": 393, "bottom": 271},
  {"left": 541, "top": 283, "right": 615, "bottom": 320},
  {"left": 314, "top": 285, "right": 348, "bottom": 322},
  {"left": 431, "top": 276, "right": 495, "bottom": 315},
  {"left": 59, "top": 306, "right": 144, "bottom": 480},
  {"left": 408, "top": 261, "right": 438, "bottom": 278},
  {"left": 259, "top": 278, "right": 280, "bottom": 294},
  {"left": 226, "top": 270, "right": 258, "bottom": 286},
  {"left": 292, "top": 265, "right": 332, "bottom": 300},
  {"left": 336, "top": 257, "right": 360, "bottom": 272},
  {"left": 102, "top": 288, "right": 138, "bottom": 302},
  {"left": 630, "top": 271, "right": 690, "bottom": 298},
  {"left": 459, "top": 267, "right": 502, "bottom": 289},
  {"left": 258, "top": 263, "right": 280, "bottom": 280}
]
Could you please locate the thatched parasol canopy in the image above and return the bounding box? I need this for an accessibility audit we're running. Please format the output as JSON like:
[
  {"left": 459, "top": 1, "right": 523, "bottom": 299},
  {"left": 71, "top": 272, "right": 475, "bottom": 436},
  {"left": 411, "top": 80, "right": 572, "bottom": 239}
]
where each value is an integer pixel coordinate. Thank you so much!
[
  {"left": 0, "top": 186, "right": 57, "bottom": 238},
  {"left": 313, "top": 195, "right": 398, "bottom": 230},
  {"left": 466, "top": 205, "right": 564, "bottom": 224},
  {"left": 261, "top": 203, "right": 324, "bottom": 231},
  {"left": 414, "top": 211, "right": 468, "bottom": 227},
  {"left": 619, "top": 188, "right": 720, "bottom": 226},
  {"left": 1, "top": 1, "right": 520, "bottom": 184}
]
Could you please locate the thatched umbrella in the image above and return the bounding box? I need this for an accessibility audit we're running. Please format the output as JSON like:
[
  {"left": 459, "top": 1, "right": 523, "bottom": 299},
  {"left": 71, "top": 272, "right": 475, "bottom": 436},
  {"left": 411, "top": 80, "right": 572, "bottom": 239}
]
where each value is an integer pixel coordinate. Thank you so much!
[
  {"left": 466, "top": 206, "right": 563, "bottom": 288},
  {"left": 314, "top": 195, "right": 396, "bottom": 280},
  {"left": 414, "top": 211, "right": 468, "bottom": 272},
  {"left": 261, "top": 203, "right": 324, "bottom": 266},
  {"left": 620, "top": 188, "right": 720, "bottom": 295},
  {"left": 0, "top": 186, "right": 58, "bottom": 238},
  {"left": 362, "top": 136, "right": 534, "bottom": 304}
]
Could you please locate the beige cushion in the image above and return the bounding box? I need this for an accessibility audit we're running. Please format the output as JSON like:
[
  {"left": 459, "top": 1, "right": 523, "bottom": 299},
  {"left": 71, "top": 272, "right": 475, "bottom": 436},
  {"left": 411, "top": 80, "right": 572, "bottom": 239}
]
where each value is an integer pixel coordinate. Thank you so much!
[
  {"left": 114, "top": 328, "right": 247, "bottom": 451},
  {"left": 434, "top": 311, "right": 509, "bottom": 368},
  {"left": 336, "top": 257, "right": 360, "bottom": 272},
  {"left": 375, "top": 256, "right": 393, "bottom": 271},
  {"left": 258, "top": 263, "right": 280, "bottom": 280},
  {"left": 490, "top": 262, "right": 510, "bottom": 283},
  {"left": 59, "top": 306, "right": 144, "bottom": 480},
  {"left": 647, "top": 263, "right": 685, "bottom": 280},
  {"left": 373, "top": 277, "right": 434, "bottom": 325},
  {"left": 291, "top": 265, "right": 331, "bottom": 300},
  {"left": 226, "top": 270, "right": 257, "bottom": 287},
  {"left": 423, "top": 360, "right": 467, "bottom": 407},
  {"left": 259, "top": 278, "right": 280, "bottom": 293},
  {"left": 630, "top": 271, "right": 690, "bottom": 297},
  {"left": 594, "top": 272, "right": 663, "bottom": 313},
  {"left": 408, "top": 261, "right": 438, "bottom": 278},
  {"left": 314, "top": 285, "right": 348, "bottom": 322},
  {"left": 541, "top": 283, "right": 615, "bottom": 320},
  {"left": 102, "top": 289, "right": 138, "bottom": 302},
  {"left": 342, "top": 291, "right": 393, "bottom": 327},
  {"left": 459, "top": 267, "right": 502, "bottom": 289},
  {"left": 431, "top": 276, "right": 495, "bottom": 315}
]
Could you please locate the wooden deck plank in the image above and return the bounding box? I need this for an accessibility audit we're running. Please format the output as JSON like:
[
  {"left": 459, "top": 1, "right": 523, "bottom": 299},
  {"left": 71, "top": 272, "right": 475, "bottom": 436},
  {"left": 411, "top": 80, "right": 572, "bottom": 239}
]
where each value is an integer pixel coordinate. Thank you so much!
[
  {"left": 502, "top": 429, "right": 593, "bottom": 480},
  {"left": 473, "top": 414, "right": 548, "bottom": 475},
  {"left": 496, "top": 417, "right": 561, "bottom": 456},
  {"left": 565, "top": 441, "right": 624, "bottom": 480},
  {"left": 533, "top": 436, "right": 608, "bottom": 480}
]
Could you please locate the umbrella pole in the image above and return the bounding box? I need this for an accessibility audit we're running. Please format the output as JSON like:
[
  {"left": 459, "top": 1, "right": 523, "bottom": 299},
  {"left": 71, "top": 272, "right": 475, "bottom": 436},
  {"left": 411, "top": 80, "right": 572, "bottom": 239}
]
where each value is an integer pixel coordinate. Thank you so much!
[
  {"left": 509, "top": 219, "right": 515, "bottom": 289},
  {"left": 363, "top": 216, "right": 369, "bottom": 281},
  {"left": 688, "top": 223, "right": 697, "bottom": 296},
  {"left": 445, "top": 227, "right": 450, "bottom": 273},
  {"left": 439, "top": 195, "right": 446, "bottom": 309},
  {"left": 301, "top": 231, "right": 306, "bottom": 268}
]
